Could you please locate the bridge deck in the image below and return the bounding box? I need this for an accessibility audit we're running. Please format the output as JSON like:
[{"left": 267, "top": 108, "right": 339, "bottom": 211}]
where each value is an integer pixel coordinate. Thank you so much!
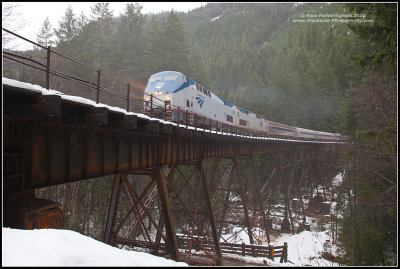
[{"left": 3, "top": 77, "right": 341, "bottom": 193}]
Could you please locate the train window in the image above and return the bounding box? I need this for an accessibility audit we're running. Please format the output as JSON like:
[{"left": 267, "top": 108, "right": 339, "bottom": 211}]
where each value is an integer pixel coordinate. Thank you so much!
[
  {"left": 239, "top": 119, "right": 247, "bottom": 126},
  {"left": 227, "top": 115, "right": 233, "bottom": 123},
  {"left": 208, "top": 91, "right": 211, "bottom": 97},
  {"left": 186, "top": 100, "right": 190, "bottom": 107},
  {"left": 183, "top": 76, "right": 188, "bottom": 83},
  {"left": 196, "top": 84, "right": 200, "bottom": 91},
  {"left": 191, "top": 101, "right": 193, "bottom": 107}
]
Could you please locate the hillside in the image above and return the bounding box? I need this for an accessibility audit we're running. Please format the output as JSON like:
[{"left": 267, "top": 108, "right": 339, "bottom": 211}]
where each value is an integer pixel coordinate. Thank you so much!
[{"left": 178, "top": 3, "right": 366, "bottom": 132}]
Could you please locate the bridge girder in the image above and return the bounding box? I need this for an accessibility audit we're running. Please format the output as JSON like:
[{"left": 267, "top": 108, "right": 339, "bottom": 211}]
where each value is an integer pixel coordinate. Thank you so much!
[{"left": 3, "top": 83, "right": 338, "bottom": 204}]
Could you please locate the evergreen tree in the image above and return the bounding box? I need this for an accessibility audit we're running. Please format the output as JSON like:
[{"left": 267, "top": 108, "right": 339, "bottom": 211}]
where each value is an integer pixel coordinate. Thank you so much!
[
  {"left": 54, "top": 5, "right": 78, "bottom": 49},
  {"left": 143, "top": 16, "right": 165, "bottom": 74},
  {"left": 76, "top": 12, "right": 88, "bottom": 35},
  {"left": 161, "top": 10, "right": 191, "bottom": 73},
  {"left": 70, "top": 13, "right": 92, "bottom": 69},
  {"left": 113, "top": 3, "right": 144, "bottom": 77},
  {"left": 338, "top": 3, "right": 397, "bottom": 265},
  {"left": 345, "top": 3, "right": 397, "bottom": 71},
  {"left": 90, "top": 2, "right": 113, "bottom": 36},
  {"left": 89, "top": 2, "right": 114, "bottom": 70},
  {"left": 36, "top": 16, "right": 54, "bottom": 47}
]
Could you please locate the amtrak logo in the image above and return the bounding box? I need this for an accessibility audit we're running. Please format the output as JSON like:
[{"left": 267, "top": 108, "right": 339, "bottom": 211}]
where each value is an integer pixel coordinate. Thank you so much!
[{"left": 196, "top": 95, "right": 205, "bottom": 108}]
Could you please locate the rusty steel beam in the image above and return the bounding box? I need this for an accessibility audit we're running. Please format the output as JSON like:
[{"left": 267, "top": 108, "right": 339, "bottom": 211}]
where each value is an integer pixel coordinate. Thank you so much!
[
  {"left": 163, "top": 160, "right": 224, "bottom": 265},
  {"left": 6, "top": 118, "right": 332, "bottom": 194},
  {"left": 199, "top": 160, "right": 223, "bottom": 266},
  {"left": 104, "top": 174, "right": 122, "bottom": 244},
  {"left": 185, "top": 164, "right": 202, "bottom": 262},
  {"left": 233, "top": 155, "right": 255, "bottom": 245},
  {"left": 250, "top": 154, "right": 271, "bottom": 244},
  {"left": 121, "top": 176, "right": 167, "bottom": 242},
  {"left": 116, "top": 176, "right": 158, "bottom": 240},
  {"left": 154, "top": 166, "right": 175, "bottom": 249},
  {"left": 215, "top": 158, "right": 235, "bottom": 240},
  {"left": 277, "top": 151, "right": 296, "bottom": 234},
  {"left": 154, "top": 167, "right": 180, "bottom": 261}
]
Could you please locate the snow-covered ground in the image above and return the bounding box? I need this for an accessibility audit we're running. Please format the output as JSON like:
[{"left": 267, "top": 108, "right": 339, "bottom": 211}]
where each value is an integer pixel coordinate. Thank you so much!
[
  {"left": 269, "top": 230, "right": 340, "bottom": 266},
  {"left": 2, "top": 224, "right": 342, "bottom": 266},
  {"left": 2, "top": 228, "right": 188, "bottom": 266},
  {"left": 218, "top": 223, "right": 341, "bottom": 266}
]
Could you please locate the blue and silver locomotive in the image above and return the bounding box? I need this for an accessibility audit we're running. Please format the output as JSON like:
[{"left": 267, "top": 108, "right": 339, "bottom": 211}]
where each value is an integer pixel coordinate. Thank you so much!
[{"left": 144, "top": 71, "right": 343, "bottom": 141}]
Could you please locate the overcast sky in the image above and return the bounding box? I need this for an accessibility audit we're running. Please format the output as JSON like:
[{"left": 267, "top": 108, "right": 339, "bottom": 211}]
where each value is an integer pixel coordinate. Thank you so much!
[{"left": 4, "top": 2, "right": 207, "bottom": 50}]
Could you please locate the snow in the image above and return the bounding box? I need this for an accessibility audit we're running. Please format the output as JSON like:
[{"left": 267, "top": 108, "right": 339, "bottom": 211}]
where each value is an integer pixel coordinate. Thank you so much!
[
  {"left": 215, "top": 228, "right": 341, "bottom": 266},
  {"left": 2, "top": 225, "right": 341, "bottom": 267},
  {"left": 211, "top": 15, "right": 222, "bottom": 22},
  {"left": 270, "top": 230, "right": 340, "bottom": 266},
  {"left": 332, "top": 172, "right": 344, "bottom": 187},
  {"left": 216, "top": 217, "right": 342, "bottom": 266},
  {"left": 2, "top": 228, "right": 188, "bottom": 266},
  {"left": 220, "top": 226, "right": 254, "bottom": 245}
]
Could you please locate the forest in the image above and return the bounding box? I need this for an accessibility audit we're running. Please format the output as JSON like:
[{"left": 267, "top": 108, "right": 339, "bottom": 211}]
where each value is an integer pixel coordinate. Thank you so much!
[{"left": 3, "top": 2, "right": 397, "bottom": 266}]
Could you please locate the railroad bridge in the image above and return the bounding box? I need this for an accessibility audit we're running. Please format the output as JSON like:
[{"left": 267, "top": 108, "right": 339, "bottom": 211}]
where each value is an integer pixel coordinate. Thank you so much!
[{"left": 3, "top": 29, "right": 346, "bottom": 265}]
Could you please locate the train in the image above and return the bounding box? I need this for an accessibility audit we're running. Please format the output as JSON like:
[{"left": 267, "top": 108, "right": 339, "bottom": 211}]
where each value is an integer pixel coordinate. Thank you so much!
[{"left": 144, "top": 71, "right": 346, "bottom": 141}]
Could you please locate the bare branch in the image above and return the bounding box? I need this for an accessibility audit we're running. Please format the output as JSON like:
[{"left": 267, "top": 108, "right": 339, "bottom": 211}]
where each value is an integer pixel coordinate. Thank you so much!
[{"left": 2, "top": 2, "right": 26, "bottom": 48}]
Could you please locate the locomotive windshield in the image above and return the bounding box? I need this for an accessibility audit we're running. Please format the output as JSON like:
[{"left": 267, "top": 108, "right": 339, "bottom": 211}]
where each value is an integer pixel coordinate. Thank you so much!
[
  {"left": 149, "top": 76, "right": 162, "bottom": 83},
  {"left": 164, "top": 75, "right": 178, "bottom": 81},
  {"left": 148, "top": 75, "right": 179, "bottom": 83}
]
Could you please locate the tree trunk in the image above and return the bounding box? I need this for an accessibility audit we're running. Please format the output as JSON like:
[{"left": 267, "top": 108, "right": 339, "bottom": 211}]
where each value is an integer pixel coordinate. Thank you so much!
[
  {"left": 84, "top": 181, "right": 93, "bottom": 236},
  {"left": 72, "top": 181, "right": 81, "bottom": 231}
]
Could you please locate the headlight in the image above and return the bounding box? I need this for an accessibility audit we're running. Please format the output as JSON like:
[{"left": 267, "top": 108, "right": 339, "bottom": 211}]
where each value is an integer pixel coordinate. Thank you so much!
[
  {"left": 145, "top": 96, "right": 150, "bottom": 101},
  {"left": 165, "top": 95, "right": 170, "bottom": 100}
]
